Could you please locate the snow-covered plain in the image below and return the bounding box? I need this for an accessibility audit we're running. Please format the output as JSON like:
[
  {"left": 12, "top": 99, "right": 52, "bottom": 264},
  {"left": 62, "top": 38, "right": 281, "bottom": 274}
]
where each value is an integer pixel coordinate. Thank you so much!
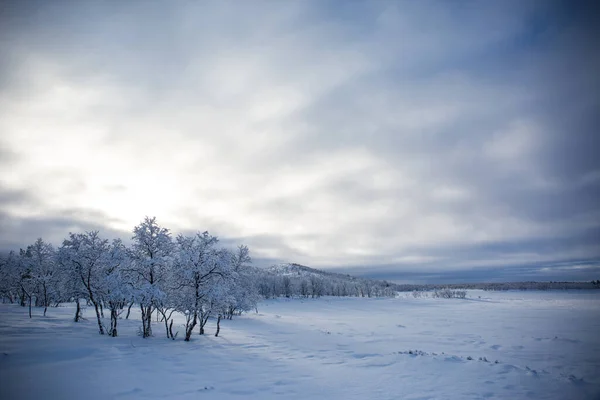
[{"left": 1, "top": 291, "right": 599, "bottom": 399}]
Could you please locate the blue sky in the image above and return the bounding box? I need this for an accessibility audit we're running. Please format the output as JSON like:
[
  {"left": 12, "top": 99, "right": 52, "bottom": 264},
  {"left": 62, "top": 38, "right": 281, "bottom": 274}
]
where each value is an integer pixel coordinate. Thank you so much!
[{"left": 0, "top": 0, "right": 598, "bottom": 282}]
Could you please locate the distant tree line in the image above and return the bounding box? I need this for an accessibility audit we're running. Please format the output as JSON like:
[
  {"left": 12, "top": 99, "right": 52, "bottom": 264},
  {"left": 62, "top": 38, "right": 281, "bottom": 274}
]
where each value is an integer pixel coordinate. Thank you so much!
[
  {"left": 394, "top": 281, "right": 600, "bottom": 292},
  {"left": 254, "top": 270, "right": 397, "bottom": 299}
]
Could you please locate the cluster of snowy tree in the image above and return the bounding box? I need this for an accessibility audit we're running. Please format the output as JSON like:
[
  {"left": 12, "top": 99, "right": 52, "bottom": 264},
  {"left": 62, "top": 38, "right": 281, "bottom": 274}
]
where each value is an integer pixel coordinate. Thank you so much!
[
  {"left": 411, "top": 289, "right": 467, "bottom": 299},
  {"left": 0, "top": 217, "right": 260, "bottom": 341},
  {"left": 255, "top": 264, "right": 397, "bottom": 299}
]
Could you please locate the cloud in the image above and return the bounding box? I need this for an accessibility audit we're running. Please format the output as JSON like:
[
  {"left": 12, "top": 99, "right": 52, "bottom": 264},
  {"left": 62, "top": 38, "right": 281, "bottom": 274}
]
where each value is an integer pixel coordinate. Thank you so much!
[
  {"left": 0, "top": 208, "right": 129, "bottom": 251},
  {"left": 0, "top": 1, "right": 598, "bottom": 281}
]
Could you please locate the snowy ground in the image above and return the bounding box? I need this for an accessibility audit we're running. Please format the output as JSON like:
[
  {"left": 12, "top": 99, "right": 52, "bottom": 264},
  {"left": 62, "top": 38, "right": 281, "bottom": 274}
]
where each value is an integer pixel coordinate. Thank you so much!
[{"left": 1, "top": 291, "right": 599, "bottom": 400}]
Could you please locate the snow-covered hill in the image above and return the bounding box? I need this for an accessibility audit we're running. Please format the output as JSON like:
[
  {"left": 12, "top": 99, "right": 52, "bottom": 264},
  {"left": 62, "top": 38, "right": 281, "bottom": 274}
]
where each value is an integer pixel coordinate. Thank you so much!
[
  {"left": 257, "top": 263, "right": 396, "bottom": 298},
  {"left": 266, "top": 263, "right": 356, "bottom": 280}
]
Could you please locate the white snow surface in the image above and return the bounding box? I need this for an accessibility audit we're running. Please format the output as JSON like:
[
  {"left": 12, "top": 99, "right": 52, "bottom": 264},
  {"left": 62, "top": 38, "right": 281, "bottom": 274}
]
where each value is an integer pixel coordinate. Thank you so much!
[{"left": 1, "top": 290, "right": 599, "bottom": 399}]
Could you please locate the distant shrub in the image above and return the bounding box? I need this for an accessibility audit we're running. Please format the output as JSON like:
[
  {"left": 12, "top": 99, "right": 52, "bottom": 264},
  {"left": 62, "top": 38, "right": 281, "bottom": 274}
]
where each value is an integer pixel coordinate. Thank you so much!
[{"left": 432, "top": 289, "right": 467, "bottom": 299}]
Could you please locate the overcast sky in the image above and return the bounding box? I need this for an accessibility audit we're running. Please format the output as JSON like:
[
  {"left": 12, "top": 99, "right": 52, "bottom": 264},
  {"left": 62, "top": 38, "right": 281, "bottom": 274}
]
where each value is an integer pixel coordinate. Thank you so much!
[{"left": 1, "top": 1, "right": 598, "bottom": 282}]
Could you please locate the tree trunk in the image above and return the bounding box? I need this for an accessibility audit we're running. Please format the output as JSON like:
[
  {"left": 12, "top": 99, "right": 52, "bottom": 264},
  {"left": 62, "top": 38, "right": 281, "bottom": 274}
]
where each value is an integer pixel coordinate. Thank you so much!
[
  {"left": 215, "top": 314, "right": 222, "bottom": 337},
  {"left": 109, "top": 308, "right": 118, "bottom": 337},
  {"left": 141, "top": 304, "right": 153, "bottom": 338},
  {"left": 74, "top": 298, "right": 82, "bottom": 322},
  {"left": 28, "top": 295, "right": 32, "bottom": 318},
  {"left": 199, "top": 310, "right": 210, "bottom": 335},
  {"left": 169, "top": 320, "right": 175, "bottom": 340},
  {"left": 126, "top": 301, "right": 134, "bottom": 319},
  {"left": 93, "top": 301, "right": 105, "bottom": 335},
  {"left": 99, "top": 302, "right": 104, "bottom": 318},
  {"left": 146, "top": 307, "right": 152, "bottom": 337},
  {"left": 141, "top": 305, "right": 147, "bottom": 336},
  {"left": 86, "top": 286, "right": 104, "bottom": 335},
  {"left": 199, "top": 313, "right": 209, "bottom": 335},
  {"left": 160, "top": 310, "right": 171, "bottom": 339},
  {"left": 43, "top": 283, "right": 48, "bottom": 316},
  {"left": 184, "top": 311, "right": 197, "bottom": 341}
]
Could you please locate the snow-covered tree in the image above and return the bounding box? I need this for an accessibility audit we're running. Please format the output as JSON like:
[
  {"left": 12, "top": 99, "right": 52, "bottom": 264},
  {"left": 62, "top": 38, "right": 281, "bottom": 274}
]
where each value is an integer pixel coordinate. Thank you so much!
[
  {"left": 23, "top": 238, "right": 58, "bottom": 316},
  {"left": 282, "top": 276, "right": 293, "bottom": 298},
  {"left": 55, "top": 249, "right": 86, "bottom": 322},
  {"left": 172, "top": 232, "right": 231, "bottom": 341},
  {"left": 299, "top": 279, "right": 310, "bottom": 298},
  {"left": 224, "top": 245, "right": 259, "bottom": 319},
  {"left": 0, "top": 251, "right": 19, "bottom": 304},
  {"left": 59, "top": 231, "right": 111, "bottom": 333},
  {"left": 102, "top": 239, "right": 130, "bottom": 337},
  {"left": 210, "top": 284, "right": 232, "bottom": 337},
  {"left": 128, "top": 217, "right": 174, "bottom": 338},
  {"left": 16, "top": 248, "right": 36, "bottom": 317},
  {"left": 309, "top": 276, "right": 324, "bottom": 298}
]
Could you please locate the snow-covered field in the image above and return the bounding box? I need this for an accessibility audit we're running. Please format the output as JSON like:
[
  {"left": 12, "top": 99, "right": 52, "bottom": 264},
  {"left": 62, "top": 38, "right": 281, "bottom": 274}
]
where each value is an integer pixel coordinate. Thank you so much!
[{"left": 1, "top": 291, "right": 599, "bottom": 400}]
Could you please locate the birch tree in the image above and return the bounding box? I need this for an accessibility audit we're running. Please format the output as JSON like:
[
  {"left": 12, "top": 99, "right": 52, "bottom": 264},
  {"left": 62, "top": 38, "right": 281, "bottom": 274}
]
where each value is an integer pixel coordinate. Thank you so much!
[
  {"left": 173, "top": 232, "right": 231, "bottom": 341},
  {"left": 102, "top": 239, "right": 130, "bottom": 337},
  {"left": 128, "top": 217, "right": 174, "bottom": 338},
  {"left": 59, "top": 231, "right": 110, "bottom": 334},
  {"left": 24, "top": 238, "right": 57, "bottom": 316}
]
